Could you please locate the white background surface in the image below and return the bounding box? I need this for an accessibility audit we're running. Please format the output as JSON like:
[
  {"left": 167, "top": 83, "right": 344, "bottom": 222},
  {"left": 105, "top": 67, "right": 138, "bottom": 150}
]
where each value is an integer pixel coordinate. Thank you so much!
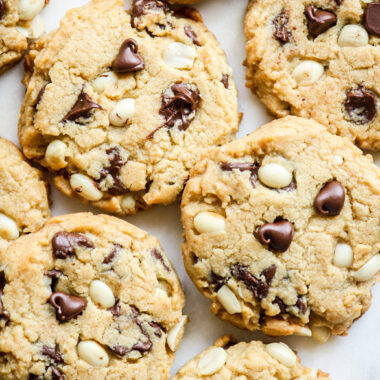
[{"left": 0, "top": 1, "right": 379, "bottom": 379}]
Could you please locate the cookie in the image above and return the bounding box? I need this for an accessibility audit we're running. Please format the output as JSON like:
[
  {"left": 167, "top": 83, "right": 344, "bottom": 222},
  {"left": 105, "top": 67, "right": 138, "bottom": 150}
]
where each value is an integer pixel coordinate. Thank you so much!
[
  {"left": 173, "top": 335, "right": 331, "bottom": 379},
  {"left": 0, "top": 212, "right": 186, "bottom": 379},
  {"left": 18, "top": 0, "right": 238, "bottom": 215},
  {"left": 245, "top": 0, "right": 380, "bottom": 150},
  {"left": 0, "top": 137, "right": 50, "bottom": 251},
  {"left": 0, "top": 0, "right": 48, "bottom": 74},
  {"left": 181, "top": 116, "right": 380, "bottom": 339}
]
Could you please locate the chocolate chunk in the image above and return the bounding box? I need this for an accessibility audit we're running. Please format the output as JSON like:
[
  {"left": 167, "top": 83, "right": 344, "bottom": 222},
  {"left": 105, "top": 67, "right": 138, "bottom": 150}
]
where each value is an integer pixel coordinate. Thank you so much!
[
  {"left": 258, "top": 220, "right": 294, "bottom": 252},
  {"left": 0, "top": 271, "right": 9, "bottom": 323},
  {"left": 344, "top": 86, "right": 377, "bottom": 124},
  {"left": 273, "top": 297, "right": 287, "bottom": 314},
  {"left": 210, "top": 272, "right": 225, "bottom": 291},
  {"left": 151, "top": 248, "right": 171, "bottom": 272},
  {"left": 148, "top": 321, "right": 163, "bottom": 337},
  {"left": 305, "top": 6, "right": 337, "bottom": 37},
  {"left": 0, "top": 0, "right": 5, "bottom": 20},
  {"left": 296, "top": 296, "right": 307, "bottom": 314},
  {"left": 221, "top": 74, "right": 229, "bottom": 89},
  {"left": 49, "top": 366, "right": 65, "bottom": 380},
  {"left": 108, "top": 299, "right": 121, "bottom": 317},
  {"left": 261, "top": 265, "right": 277, "bottom": 284},
  {"left": 52, "top": 231, "right": 94, "bottom": 259},
  {"left": 363, "top": 3, "right": 380, "bottom": 37},
  {"left": 273, "top": 9, "right": 292, "bottom": 43},
  {"left": 220, "top": 161, "right": 260, "bottom": 188},
  {"left": 184, "top": 25, "right": 201, "bottom": 46},
  {"left": 35, "top": 84, "right": 47, "bottom": 106},
  {"left": 314, "top": 180, "right": 345, "bottom": 216},
  {"left": 103, "top": 243, "right": 121, "bottom": 264},
  {"left": 132, "top": 0, "right": 168, "bottom": 24},
  {"left": 62, "top": 90, "right": 102, "bottom": 122},
  {"left": 232, "top": 264, "right": 269, "bottom": 299},
  {"left": 49, "top": 292, "right": 87, "bottom": 322},
  {"left": 42, "top": 345, "right": 63, "bottom": 363},
  {"left": 174, "top": 6, "right": 203, "bottom": 23},
  {"left": 112, "top": 39, "right": 145, "bottom": 73}
]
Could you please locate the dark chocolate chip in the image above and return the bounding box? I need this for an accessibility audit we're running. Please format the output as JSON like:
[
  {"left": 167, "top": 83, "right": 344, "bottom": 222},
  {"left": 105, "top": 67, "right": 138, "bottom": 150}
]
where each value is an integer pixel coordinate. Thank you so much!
[
  {"left": 184, "top": 25, "right": 201, "bottom": 46},
  {"left": 220, "top": 161, "right": 260, "bottom": 188},
  {"left": 258, "top": 220, "right": 294, "bottom": 252},
  {"left": 52, "top": 231, "right": 94, "bottom": 259},
  {"left": 108, "top": 299, "right": 121, "bottom": 317},
  {"left": 29, "top": 375, "right": 41, "bottom": 380},
  {"left": 314, "top": 180, "right": 345, "bottom": 216},
  {"left": 49, "top": 292, "right": 87, "bottom": 322},
  {"left": 151, "top": 248, "right": 171, "bottom": 272},
  {"left": 221, "top": 74, "right": 229, "bottom": 89},
  {"left": 45, "top": 270, "right": 63, "bottom": 278},
  {"left": 261, "top": 265, "right": 277, "bottom": 284},
  {"left": 0, "top": 0, "right": 5, "bottom": 20},
  {"left": 49, "top": 366, "right": 65, "bottom": 380},
  {"left": 305, "top": 6, "right": 337, "bottom": 37},
  {"left": 132, "top": 0, "right": 168, "bottom": 25},
  {"left": 363, "top": 2, "right": 380, "bottom": 37},
  {"left": 148, "top": 321, "right": 163, "bottom": 337},
  {"left": 210, "top": 271, "right": 225, "bottom": 291},
  {"left": 42, "top": 345, "right": 63, "bottom": 363},
  {"left": 112, "top": 39, "right": 145, "bottom": 73},
  {"left": 103, "top": 244, "right": 121, "bottom": 264},
  {"left": 0, "top": 271, "right": 9, "bottom": 323},
  {"left": 232, "top": 264, "right": 269, "bottom": 299},
  {"left": 62, "top": 90, "right": 102, "bottom": 122},
  {"left": 112, "top": 345, "right": 129, "bottom": 356},
  {"left": 296, "top": 296, "right": 307, "bottom": 314},
  {"left": 273, "top": 9, "right": 292, "bottom": 43},
  {"left": 131, "top": 338, "right": 152, "bottom": 352},
  {"left": 273, "top": 297, "right": 287, "bottom": 314},
  {"left": 174, "top": 6, "right": 203, "bottom": 23},
  {"left": 35, "top": 84, "right": 47, "bottom": 107},
  {"left": 344, "top": 86, "right": 377, "bottom": 124}
]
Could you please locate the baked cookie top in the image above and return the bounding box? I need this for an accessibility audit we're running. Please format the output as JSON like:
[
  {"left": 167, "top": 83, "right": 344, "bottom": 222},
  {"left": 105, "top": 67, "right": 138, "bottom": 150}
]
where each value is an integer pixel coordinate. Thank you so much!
[
  {"left": 0, "top": 213, "right": 186, "bottom": 379},
  {"left": 0, "top": 0, "right": 48, "bottom": 74},
  {"left": 245, "top": 0, "right": 380, "bottom": 150},
  {"left": 18, "top": 0, "right": 238, "bottom": 215},
  {"left": 0, "top": 137, "right": 50, "bottom": 250},
  {"left": 173, "top": 335, "right": 331, "bottom": 379},
  {"left": 181, "top": 116, "right": 380, "bottom": 339}
]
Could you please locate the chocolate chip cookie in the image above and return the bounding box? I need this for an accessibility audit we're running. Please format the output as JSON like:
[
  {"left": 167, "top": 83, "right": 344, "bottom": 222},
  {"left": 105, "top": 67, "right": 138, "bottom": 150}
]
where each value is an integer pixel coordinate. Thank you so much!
[
  {"left": 0, "top": 137, "right": 50, "bottom": 250},
  {"left": 18, "top": 0, "right": 238, "bottom": 215},
  {"left": 0, "top": 0, "right": 48, "bottom": 74},
  {"left": 173, "top": 335, "right": 331, "bottom": 379},
  {"left": 181, "top": 116, "right": 380, "bottom": 339},
  {"left": 0, "top": 212, "right": 186, "bottom": 379},
  {"left": 245, "top": 0, "right": 380, "bottom": 150}
]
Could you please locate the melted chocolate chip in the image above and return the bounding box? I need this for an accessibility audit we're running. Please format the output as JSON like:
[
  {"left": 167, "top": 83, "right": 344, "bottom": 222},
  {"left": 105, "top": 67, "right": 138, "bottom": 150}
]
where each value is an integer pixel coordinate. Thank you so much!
[
  {"left": 112, "top": 39, "right": 145, "bottom": 73},
  {"left": 132, "top": 0, "right": 168, "bottom": 24},
  {"left": 210, "top": 272, "right": 225, "bottom": 291},
  {"left": 131, "top": 338, "right": 152, "bottom": 353},
  {"left": 232, "top": 264, "right": 269, "bottom": 299},
  {"left": 35, "top": 84, "right": 47, "bottom": 107},
  {"left": 221, "top": 74, "right": 229, "bottom": 89},
  {"left": 220, "top": 161, "right": 260, "bottom": 188},
  {"left": 363, "top": 3, "right": 380, "bottom": 37},
  {"left": 62, "top": 90, "right": 102, "bottom": 122},
  {"left": 108, "top": 300, "right": 121, "bottom": 317},
  {"left": 258, "top": 220, "right": 294, "bottom": 252},
  {"left": 261, "top": 265, "right": 277, "bottom": 284},
  {"left": 184, "top": 25, "right": 201, "bottom": 46},
  {"left": 148, "top": 321, "right": 163, "bottom": 337},
  {"left": 0, "top": 271, "right": 9, "bottom": 323},
  {"left": 45, "top": 270, "right": 63, "bottom": 292},
  {"left": 344, "top": 86, "right": 377, "bottom": 124},
  {"left": 0, "top": 0, "right": 5, "bottom": 20},
  {"left": 314, "top": 180, "right": 345, "bottom": 216},
  {"left": 174, "top": 6, "right": 203, "bottom": 22},
  {"left": 49, "top": 366, "right": 65, "bottom": 380},
  {"left": 273, "top": 9, "right": 292, "bottom": 43},
  {"left": 42, "top": 345, "right": 63, "bottom": 363},
  {"left": 52, "top": 231, "right": 94, "bottom": 259},
  {"left": 151, "top": 248, "right": 171, "bottom": 272},
  {"left": 49, "top": 292, "right": 87, "bottom": 322},
  {"left": 296, "top": 296, "right": 307, "bottom": 314},
  {"left": 103, "top": 243, "right": 121, "bottom": 264},
  {"left": 273, "top": 297, "right": 287, "bottom": 314},
  {"left": 305, "top": 6, "right": 337, "bottom": 37}
]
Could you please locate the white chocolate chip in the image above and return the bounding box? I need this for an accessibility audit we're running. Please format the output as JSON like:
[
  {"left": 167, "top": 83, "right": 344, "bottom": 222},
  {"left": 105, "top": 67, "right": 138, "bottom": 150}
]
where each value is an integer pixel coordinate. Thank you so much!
[
  {"left": 121, "top": 194, "right": 136, "bottom": 213},
  {"left": 294, "top": 326, "right": 312, "bottom": 337},
  {"left": 311, "top": 325, "right": 331, "bottom": 343},
  {"left": 93, "top": 71, "right": 118, "bottom": 94},
  {"left": 265, "top": 342, "right": 297, "bottom": 367},
  {"left": 167, "top": 315, "right": 188, "bottom": 352},
  {"left": 333, "top": 243, "right": 353, "bottom": 268},
  {"left": 77, "top": 341, "right": 109, "bottom": 367},
  {"left": 198, "top": 347, "right": 227, "bottom": 375},
  {"left": 258, "top": 163, "right": 293, "bottom": 189},
  {"left": 0, "top": 213, "right": 20, "bottom": 240},
  {"left": 70, "top": 174, "right": 103, "bottom": 201},
  {"left": 193, "top": 212, "right": 225, "bottom": 234},
  {"left": 16, "top": 15, "right": 45, "bottom": 38},
  {"left": 292, "top": 60, "right": 324, "bottom": 86},
  {"left": 216, "top": 285, "right": 241, "bottom": 314},
  {"left": 373, "top": 151, "right": 380, "bottom": 168},
  {"left": 109, "top": 98, "right": 135, "bottom": 127},
  {"left": 45, "top": 140, "right": 67, "bottom": 170},
  {"left": 163, "top": 42, "right": 196, "bottom": 70},
  {"left": 352, "top": 254, "right": 380, "bottom": 282},
  {"left": 18, "top": 0, "right": 45, "bottom": 21},
  {"left": 338, "top": 24, "right": 369, "bottom": 47},
  {"left": 89, "top": 280, "right": 115, "bottom": 308}
]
